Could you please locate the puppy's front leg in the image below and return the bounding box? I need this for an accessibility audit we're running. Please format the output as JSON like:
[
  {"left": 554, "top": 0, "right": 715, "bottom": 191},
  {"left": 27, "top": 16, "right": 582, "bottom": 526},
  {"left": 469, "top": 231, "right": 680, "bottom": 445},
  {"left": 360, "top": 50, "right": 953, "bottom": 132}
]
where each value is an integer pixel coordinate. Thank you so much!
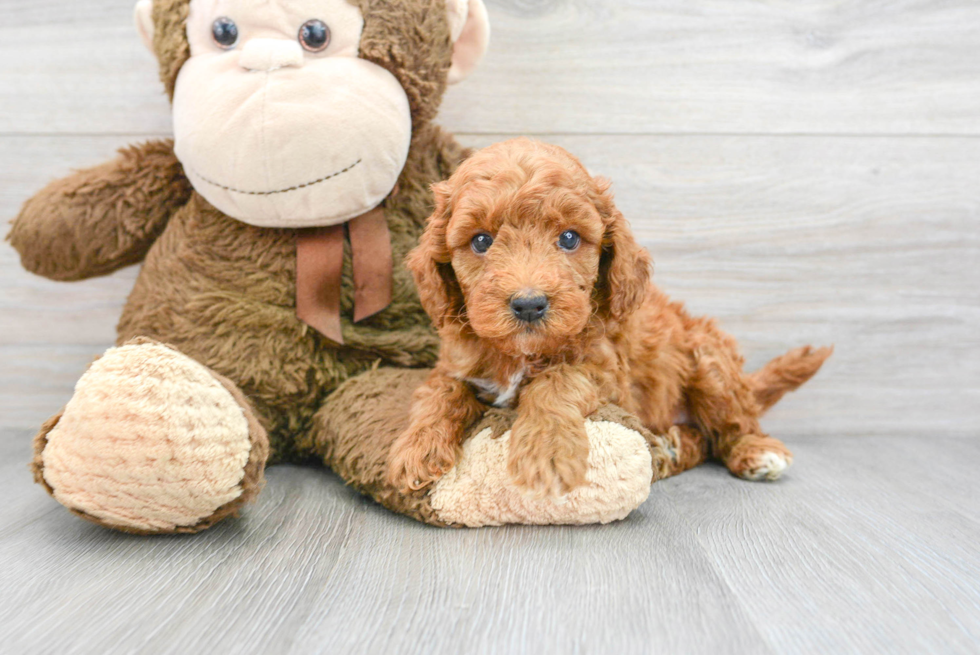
[
  {"left": 387, "top": 369, "right": 484, "bottom": 493},
  {"left": 508, "top": 365, "right": 599, "bottom": 497}
]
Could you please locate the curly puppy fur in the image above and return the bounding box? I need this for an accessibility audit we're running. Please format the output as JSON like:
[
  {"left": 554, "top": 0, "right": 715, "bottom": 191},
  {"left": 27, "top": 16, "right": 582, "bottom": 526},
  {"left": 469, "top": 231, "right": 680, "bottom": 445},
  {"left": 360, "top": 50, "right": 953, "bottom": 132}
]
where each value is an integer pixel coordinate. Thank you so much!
[{"left": 387, "top": 138, "right": 832, "bottom": 496}]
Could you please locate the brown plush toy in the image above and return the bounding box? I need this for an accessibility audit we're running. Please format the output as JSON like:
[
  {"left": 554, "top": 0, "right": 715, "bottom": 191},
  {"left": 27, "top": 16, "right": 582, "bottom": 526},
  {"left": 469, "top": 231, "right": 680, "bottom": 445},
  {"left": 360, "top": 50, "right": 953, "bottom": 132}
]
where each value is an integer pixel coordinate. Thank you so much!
[{"left": 7, "top": 0, "right": 678, "bottom": 533}]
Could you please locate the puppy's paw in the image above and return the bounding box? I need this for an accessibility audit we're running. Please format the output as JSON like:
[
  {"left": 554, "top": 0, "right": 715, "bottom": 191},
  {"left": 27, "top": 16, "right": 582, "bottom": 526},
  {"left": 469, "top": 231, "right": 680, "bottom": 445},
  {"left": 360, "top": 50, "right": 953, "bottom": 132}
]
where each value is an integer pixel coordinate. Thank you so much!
[
  {"left": 507, "top": 422, "right": 590, "bottom": 498},
  {"left": 740, "top": 450, "right": 792, "bottom": 481},
  {"left": 387, "top": 428, "right": 460, "bottom": 493},
  {"left": 726, "top": 435, "right": 793, "bottom": 482}
]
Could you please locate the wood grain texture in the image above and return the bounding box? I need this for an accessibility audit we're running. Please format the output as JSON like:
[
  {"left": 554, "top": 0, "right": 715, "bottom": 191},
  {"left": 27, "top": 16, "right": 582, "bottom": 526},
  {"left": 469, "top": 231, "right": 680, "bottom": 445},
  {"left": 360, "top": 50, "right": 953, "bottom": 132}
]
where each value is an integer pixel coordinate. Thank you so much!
[
  {"left": 664, "top": 437, "right": 980, "bottom": 655},
  {"left": 0, "top": 2, "right": 171, "bottom": 135},
  {"left": 2, "top": 431, "right": 978, "bottom": 655},
  {"left": 444, "top": 0, "right": 980, "bottom": 135},
  {"left": 4, "top": 135, "right": 978, "bottom": 436},
  {"left": 2, "top": 1, "right": 980, "bottom": 653},
  {"left": 3, "top": 1, "right": 980, "bottom": 135}
]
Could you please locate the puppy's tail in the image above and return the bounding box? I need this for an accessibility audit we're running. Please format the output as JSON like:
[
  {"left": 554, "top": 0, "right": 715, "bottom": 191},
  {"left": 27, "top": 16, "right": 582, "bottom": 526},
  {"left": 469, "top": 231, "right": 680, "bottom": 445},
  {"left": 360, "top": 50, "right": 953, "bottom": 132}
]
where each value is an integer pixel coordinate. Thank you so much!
[{"left": 748, "top": 345, "right": 833, "bottom": 415}]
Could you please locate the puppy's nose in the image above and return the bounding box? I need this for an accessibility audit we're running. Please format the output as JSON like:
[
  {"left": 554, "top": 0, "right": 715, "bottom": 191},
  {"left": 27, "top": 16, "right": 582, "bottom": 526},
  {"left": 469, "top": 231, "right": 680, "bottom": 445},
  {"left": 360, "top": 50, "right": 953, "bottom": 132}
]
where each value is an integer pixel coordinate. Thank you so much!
[{"left": 511, "top": 293, "right": 549, "bottom": 323}]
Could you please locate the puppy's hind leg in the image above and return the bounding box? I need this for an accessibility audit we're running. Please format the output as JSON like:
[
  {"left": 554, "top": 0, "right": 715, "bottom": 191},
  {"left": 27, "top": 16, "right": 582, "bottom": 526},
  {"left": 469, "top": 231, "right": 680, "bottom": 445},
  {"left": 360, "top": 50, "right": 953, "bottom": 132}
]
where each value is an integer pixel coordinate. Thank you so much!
[
  {"left": 685, "top": 325, "right": 793, "bottom": 482},
  {"left": 648, "top": 424, "right": 711, "bottom": 481}
]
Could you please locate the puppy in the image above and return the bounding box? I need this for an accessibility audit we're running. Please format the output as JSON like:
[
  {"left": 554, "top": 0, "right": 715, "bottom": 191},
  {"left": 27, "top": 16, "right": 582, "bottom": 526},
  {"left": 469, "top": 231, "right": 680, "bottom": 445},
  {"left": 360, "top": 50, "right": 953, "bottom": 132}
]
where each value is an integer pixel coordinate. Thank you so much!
[{"left": 388, "top": 138, "right": 831, "bottom": 496}]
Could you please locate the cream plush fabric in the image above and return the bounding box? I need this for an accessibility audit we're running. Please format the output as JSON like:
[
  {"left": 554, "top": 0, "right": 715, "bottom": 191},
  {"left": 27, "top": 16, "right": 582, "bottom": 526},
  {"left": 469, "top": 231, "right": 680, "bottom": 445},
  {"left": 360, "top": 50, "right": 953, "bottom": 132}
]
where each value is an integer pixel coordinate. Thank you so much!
[
  {"left": 41, "top": 342, "right": 253, "bottom": 532},
  {"left": 445, "top": 0, "right": 491, "bottom": 84},
  {"left": 430, "top": 420, "right": 653, "bottom": 527},
  {"left": 173, "top": 0, "right": 412, "bottom": 228}
]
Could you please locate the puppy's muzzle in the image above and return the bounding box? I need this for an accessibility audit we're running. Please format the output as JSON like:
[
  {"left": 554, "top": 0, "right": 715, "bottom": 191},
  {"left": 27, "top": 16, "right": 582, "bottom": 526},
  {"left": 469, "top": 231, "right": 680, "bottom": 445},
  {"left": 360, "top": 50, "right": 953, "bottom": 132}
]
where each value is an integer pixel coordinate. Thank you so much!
[{"left": 510, "top": 292, "right": 549, "bottom": 324}]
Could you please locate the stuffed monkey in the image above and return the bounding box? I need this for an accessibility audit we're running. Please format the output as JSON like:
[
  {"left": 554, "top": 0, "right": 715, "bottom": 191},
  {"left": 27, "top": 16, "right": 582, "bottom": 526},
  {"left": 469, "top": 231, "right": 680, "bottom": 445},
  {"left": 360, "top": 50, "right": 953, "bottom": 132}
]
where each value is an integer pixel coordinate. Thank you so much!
[{"left": 8, "top": 0, "right": 679, "bottom": 533}]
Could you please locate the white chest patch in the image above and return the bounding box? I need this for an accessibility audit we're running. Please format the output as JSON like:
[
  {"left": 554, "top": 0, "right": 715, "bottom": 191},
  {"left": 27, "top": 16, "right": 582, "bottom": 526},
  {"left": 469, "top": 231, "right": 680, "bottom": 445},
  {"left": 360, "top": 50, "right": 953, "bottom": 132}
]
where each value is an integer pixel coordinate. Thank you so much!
[{"left": 464, "top": 369, "right": 526, "bottom": 408}]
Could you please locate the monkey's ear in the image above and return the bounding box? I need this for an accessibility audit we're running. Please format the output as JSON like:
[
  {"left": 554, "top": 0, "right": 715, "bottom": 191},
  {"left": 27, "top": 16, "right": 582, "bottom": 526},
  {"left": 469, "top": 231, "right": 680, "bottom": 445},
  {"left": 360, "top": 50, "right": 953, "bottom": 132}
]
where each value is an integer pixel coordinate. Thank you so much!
[
  {"left": 446, "top": 0, "right": 491, "bottom": 85},
  {"left": 134, "top": 0, "right": 155, "bottom": 54}
]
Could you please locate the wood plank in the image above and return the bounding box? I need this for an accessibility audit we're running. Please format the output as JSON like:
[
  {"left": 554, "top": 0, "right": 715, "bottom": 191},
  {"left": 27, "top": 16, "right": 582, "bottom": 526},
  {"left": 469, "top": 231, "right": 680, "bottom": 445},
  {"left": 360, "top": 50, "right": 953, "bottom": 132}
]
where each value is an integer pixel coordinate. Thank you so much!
[
  {"left": 0, "top": 464, "right": 362, "bottom": 654},
  {"left": 0, "top": 430, "right": 59, "bottom": 541},
  {"left": 4, "top": 434, "right": 979, "bottom": 654},
  {"left": 0, "top": 427, "right": 771, "bottom": 655},
  {"left": 3, "top": 135, "right": 978, "bottom": 436},
  {"left": 878, "top": 437, "right": 980, "bottom": 522},
  {"left": 0, "top": 2, "right": 171, "bottom": 135},
  {"left": 663, "top": 437, "right": 980, "bottom": 654},
  {"left": 444, "top": 0, "right": 980, "bottom": 135},
  {"left": 276, "top": 488, "right": 769, "bottom": 655},
  {"left": 2, "top": 1, "right": 980, "bottom": 136}
]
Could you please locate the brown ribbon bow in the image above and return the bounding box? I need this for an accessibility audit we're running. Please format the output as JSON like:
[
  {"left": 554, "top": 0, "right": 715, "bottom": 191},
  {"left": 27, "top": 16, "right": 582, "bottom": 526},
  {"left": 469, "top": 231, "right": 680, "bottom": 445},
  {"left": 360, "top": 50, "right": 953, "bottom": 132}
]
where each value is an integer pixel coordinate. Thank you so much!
[{"left": 295, "top": 205, "right": 393, "bottom": 344}]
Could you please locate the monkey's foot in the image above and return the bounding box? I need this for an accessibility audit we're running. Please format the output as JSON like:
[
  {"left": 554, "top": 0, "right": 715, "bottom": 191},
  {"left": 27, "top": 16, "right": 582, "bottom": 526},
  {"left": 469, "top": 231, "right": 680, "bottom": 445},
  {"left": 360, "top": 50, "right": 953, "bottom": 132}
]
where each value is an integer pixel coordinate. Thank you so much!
[
  {"left": 316, "top": 370, "right": 658, "bottom": 527},
  {"left": 32, "top": 339, "right": 269, "bottom": 534},
  {"left": 429, "top": 418, "right": 652, "bottom": 527}
]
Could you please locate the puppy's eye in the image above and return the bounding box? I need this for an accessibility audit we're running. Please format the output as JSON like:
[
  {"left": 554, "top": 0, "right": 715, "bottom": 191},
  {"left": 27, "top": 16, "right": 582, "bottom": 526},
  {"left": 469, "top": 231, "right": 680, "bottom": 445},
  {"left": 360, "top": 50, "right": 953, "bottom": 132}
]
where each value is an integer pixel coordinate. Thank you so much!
[
  {"left": 299, "top": 19, "right": 331, "bottom": 52},
  {"left": 471, "top": 233, "right": 494, "bottom": 254},
  {"left": 558, "top": 230, "right": 581, "bottom": 251},
  {"left": 212, "top": 17, "right": 239, "bottom": 49}
]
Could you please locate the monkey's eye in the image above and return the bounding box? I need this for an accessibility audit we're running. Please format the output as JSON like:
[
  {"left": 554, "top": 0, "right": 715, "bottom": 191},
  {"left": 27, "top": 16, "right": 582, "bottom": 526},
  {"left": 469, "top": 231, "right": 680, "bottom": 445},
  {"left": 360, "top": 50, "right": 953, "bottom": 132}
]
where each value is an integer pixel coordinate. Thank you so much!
[
  {"left": 211, "top": 17, "right": 239, "bottom": 49},
  {"left": 299, "top": 19, "right": 331, "bottom": 52},
  {"left": 558, "top": 230, "right": 581, "bottom": 251},
  {"left": 471, "top": 233, "right": 494, "bottom": 254}
]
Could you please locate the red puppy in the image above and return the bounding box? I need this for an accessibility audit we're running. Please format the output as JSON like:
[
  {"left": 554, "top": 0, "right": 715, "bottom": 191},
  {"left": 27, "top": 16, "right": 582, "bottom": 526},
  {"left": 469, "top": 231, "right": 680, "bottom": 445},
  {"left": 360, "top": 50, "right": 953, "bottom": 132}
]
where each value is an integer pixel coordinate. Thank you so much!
[{"left": 388, "top": 138, "right": 830, "bottom": 496}]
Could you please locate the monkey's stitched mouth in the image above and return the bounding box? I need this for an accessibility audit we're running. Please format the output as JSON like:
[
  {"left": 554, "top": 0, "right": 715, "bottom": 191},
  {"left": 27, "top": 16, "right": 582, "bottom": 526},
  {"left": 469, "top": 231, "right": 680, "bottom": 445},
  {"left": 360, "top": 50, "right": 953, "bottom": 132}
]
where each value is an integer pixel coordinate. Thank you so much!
[{"left": 189, "top": 159, "right": 362, "bottom": 196}]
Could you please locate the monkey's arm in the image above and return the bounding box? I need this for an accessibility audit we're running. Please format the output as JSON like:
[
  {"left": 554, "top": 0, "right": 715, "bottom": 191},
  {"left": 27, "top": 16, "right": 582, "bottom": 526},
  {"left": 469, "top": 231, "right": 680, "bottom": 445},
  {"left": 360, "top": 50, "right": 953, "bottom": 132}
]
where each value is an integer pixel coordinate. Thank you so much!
[
  {"left": 7, "top": 139, "right": 192, "bottom": 281},
  {"left": 314, "top": 368, "right": 659, "bottom": 527}
]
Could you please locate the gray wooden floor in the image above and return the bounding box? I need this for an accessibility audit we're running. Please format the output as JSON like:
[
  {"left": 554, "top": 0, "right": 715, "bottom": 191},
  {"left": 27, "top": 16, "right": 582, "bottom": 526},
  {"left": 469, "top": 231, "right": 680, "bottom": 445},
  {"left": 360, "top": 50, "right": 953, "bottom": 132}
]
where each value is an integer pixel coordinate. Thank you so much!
[
  {"left": 2, "top": 0, "right": 979, "bottom": 653},
  {"left": 2, "top": 430, "right": 979, "bottom": 655}
]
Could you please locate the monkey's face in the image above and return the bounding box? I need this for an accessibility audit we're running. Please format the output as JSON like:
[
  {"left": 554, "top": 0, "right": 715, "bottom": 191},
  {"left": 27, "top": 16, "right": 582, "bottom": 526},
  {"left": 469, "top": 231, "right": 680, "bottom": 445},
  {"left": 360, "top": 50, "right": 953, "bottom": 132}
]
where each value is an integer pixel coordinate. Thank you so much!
[{"left": 171, "top": 0, "right": 412, "bottom": 228}]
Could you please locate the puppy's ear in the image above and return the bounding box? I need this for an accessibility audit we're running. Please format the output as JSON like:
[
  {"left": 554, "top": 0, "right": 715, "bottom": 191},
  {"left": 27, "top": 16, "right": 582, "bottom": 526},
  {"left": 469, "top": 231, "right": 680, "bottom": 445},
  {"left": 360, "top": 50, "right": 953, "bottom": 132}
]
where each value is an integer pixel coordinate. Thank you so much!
[
  {"left": 592, "top": 179, "right": 651, "bottom": 322},
  {"left": 407, "top": 181, "right": 465, "bottom": 330}
]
